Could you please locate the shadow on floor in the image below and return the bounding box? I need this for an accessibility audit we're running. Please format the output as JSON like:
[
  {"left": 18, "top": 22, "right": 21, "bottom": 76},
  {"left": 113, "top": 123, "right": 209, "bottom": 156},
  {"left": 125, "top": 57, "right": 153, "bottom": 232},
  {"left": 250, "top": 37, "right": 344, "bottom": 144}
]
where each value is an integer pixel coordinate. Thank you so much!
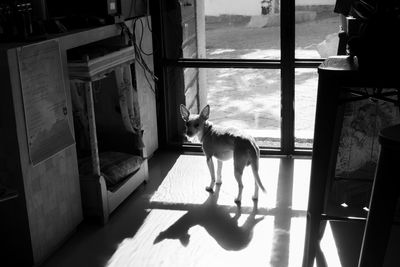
[{"left": 153, "top": 184, "right": 264, "bottom": 250}]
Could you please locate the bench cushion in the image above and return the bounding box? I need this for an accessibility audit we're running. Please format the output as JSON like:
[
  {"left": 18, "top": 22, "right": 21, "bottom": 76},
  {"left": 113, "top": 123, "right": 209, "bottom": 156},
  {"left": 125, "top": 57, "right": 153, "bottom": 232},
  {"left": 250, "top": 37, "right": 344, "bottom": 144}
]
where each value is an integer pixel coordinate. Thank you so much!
[{"left": 79, "top": 152, "right": 143, "bottom": 188}]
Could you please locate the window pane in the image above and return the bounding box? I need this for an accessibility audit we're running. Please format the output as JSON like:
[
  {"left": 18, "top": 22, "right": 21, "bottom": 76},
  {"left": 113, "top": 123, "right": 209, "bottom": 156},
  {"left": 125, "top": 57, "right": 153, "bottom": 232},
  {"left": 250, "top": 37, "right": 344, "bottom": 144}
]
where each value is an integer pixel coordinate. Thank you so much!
[
  {"left": 295, "top": 1, "right": 340, "bottom": 59},
  {"left": 295, "top": 68, "right": 317, "bottom": 149},
  {"left": 206, "top": 0, "right": 281, "bottom": 60},
  {"left": 181, "top": 68, "right": 281, "bottom": 148},
  {"left": 163, "top": 0, "right": 281, "bottom": 60}
]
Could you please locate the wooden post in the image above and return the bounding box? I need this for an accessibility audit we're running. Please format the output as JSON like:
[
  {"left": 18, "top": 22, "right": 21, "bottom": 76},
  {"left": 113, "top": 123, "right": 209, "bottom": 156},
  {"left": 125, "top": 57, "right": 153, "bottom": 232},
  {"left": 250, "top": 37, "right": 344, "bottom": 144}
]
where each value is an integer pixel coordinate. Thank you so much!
[
  {"left": 84, "top": 81, "right": 108, "bottom": 224},
  {"left": 84, "top": 81, "right": 101, "bottom": 176}
]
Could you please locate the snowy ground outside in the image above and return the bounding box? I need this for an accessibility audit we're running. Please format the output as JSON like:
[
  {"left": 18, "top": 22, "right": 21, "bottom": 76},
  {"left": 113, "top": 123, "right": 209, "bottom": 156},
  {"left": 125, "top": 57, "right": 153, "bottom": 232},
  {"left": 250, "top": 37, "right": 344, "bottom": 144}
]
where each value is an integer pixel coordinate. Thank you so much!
[{"left": 203, "top": 16, "right": 339, "bottom": 148}]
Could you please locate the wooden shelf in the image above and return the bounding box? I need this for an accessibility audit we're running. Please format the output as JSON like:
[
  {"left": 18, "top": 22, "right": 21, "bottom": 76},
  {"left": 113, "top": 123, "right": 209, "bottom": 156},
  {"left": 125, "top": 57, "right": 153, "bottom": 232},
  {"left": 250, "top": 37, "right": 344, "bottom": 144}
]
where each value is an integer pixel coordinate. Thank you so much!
[
  {"left": 0, "top": 20, "right": 134, "bottom": 52},
  {"left": 58, "top": 20, "right": 134, "bottom": 50},
  {"left": 68, "top": 46, "right": 135, "bottom": 81}
]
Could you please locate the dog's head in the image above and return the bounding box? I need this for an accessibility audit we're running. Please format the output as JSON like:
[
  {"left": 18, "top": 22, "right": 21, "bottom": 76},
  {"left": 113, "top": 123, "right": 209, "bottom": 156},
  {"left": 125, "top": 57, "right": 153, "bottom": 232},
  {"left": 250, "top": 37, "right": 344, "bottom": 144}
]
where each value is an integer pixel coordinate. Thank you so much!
[{"left": 180, "top": 104, "right": 210, "bottom": 137}]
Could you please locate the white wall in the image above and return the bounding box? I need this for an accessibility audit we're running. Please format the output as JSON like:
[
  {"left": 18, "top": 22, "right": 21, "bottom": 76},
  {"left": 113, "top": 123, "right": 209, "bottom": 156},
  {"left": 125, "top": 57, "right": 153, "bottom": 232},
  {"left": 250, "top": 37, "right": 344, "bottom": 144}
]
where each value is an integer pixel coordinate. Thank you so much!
[
  {"left": 297, "top": 0, "right": 335, "bottom": 6},
  {"left": 205, "top": 0, "right": 260, "bottom": 16},
  {"left": 205, "top": 0, "right": 336, "bottom": 16}
]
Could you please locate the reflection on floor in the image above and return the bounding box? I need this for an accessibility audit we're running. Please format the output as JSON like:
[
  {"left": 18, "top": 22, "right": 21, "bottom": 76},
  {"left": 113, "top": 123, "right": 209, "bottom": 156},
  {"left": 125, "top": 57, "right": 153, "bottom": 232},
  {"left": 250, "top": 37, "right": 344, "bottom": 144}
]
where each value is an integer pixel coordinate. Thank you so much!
[{"left": 40, "top": 150, "right": 400, "bottom": 267}]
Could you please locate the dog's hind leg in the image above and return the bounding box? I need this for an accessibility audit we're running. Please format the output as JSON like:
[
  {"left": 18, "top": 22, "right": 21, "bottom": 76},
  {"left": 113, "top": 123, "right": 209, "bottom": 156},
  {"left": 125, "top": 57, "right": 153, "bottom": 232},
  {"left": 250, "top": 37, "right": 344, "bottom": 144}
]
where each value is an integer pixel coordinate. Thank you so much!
[
  {"left": 206, "top": 156, "right": 216, "bottom": 193},
  {"left": 252, "top": 177, "right": 259, "bottom": 201},
  {"left": 251, "top": 162, "right": 261, "bottom": 201},
  {"left": 234, "top": 168, "right": 243, "bottom": 205},
  {"left": 216, "top": 160, "right": 223, "bottom": 185},
  {"left": 233, "top": 152, "right": 246, "bottom": 205},
  {"left": 253, "top": 179, "right": 259, "bottom": 201}
]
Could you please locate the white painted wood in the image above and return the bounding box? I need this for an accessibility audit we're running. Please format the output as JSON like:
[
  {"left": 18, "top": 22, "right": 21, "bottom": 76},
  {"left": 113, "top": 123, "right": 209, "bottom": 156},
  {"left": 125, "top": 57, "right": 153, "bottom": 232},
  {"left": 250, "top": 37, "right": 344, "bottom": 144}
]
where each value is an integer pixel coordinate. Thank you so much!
[{"left": 134, "top": 16, "right": 158, "bottom": 157}]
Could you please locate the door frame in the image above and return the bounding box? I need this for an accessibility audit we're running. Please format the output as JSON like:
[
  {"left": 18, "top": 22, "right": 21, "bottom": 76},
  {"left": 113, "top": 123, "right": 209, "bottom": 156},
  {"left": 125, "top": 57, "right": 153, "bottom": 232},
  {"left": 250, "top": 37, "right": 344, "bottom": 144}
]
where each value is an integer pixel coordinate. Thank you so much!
[{"left": 151, "top": 0, "right": 324, "bottom": 156}]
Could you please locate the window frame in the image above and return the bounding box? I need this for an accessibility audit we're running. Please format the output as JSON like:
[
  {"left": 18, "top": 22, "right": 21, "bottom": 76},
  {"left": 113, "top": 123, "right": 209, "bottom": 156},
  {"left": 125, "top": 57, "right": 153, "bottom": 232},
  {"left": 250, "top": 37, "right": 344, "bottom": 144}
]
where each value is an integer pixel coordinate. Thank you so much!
[{"left": 151, "top": 0, "right": 326, "bottom": 156}]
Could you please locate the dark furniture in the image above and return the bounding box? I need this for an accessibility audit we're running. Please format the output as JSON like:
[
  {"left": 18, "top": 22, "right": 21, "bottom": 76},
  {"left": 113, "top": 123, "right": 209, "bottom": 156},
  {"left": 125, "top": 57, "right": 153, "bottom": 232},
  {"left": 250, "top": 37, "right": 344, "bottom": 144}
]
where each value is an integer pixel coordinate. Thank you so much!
[
  {"left": 302, "top": 55, "right": 400, "bottom": 267},
  {"left": 358, "top": 124, "right": 400, "bottom": 267},
  {"left": 0, "top": 19, "right": 143, "bottom": 265}
]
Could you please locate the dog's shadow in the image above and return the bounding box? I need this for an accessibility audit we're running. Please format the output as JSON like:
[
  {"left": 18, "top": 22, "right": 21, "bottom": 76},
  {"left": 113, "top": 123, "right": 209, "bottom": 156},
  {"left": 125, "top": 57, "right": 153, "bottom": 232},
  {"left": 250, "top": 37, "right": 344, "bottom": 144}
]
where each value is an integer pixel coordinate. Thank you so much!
[{"left": 153, "top": 185, "right": 264, "bottom": 251}]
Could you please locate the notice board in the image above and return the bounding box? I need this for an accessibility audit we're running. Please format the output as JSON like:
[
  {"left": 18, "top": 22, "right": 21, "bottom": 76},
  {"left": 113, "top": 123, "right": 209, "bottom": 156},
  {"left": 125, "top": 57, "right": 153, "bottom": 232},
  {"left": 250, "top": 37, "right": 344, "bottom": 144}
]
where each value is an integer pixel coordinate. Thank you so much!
[{"left": 17, "top": 40, "right": 74, "bottom": 165}]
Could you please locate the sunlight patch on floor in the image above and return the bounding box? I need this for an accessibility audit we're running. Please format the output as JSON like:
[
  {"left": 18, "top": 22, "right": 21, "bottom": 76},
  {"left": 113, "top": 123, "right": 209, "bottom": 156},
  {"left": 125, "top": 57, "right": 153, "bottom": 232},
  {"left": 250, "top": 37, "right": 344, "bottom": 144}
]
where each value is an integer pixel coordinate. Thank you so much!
[
  {"left": 289, "top": 217, "right": 307, "bottom": 267},
  {"left": 106, "top": 210, "right": 310, "bottom": 267},
  {"left": 107, "top": 209, "right": 275, "bottom": 267},
  {"left": 292, "top": 159, "right": 311, "bottom": 211},
  {"left": 150, "top": 155, "right": 280, "bottom": 208},
  {"left": 107, "top": 155, "right": 314, "bottom": 267},
  {"left": 319, "top": 222, "right": 342, "bottom": 267}
]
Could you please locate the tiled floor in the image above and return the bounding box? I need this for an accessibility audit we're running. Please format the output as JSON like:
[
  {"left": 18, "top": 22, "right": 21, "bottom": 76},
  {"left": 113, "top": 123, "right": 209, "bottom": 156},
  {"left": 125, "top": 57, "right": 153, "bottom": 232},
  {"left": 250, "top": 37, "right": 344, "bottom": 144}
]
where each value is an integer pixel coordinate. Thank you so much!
[{"left": 40, "top": 150, "right": 400, "bottom": 267}]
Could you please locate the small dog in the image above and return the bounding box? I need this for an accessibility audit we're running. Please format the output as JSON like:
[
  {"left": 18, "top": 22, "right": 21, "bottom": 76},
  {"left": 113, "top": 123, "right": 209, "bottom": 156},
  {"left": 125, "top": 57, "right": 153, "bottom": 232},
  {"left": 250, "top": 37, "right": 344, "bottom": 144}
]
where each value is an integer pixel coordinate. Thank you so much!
[{"left": 180, "top": 104, "right": 266, "bottom": 204}]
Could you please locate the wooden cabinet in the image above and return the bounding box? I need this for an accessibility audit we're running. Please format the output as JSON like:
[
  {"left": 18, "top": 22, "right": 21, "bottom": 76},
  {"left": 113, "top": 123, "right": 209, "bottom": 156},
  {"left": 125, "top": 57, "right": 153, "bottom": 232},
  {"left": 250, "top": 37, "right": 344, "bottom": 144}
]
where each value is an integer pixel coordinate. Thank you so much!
[
  {"left": 0, "top": 40, "right": 82, "bottom": 266},
  {"left": 1, "top": 45, "right": 34, "bottom": 267},
  {"left": 0, "top": 18, "right": 157, "bottom": 265}
]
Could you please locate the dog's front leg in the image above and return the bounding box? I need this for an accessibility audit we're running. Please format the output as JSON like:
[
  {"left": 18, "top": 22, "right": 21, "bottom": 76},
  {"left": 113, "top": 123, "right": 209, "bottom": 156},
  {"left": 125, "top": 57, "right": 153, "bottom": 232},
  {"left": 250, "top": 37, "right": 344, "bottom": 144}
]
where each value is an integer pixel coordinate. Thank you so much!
[{"left": 205, "top": 156, "right": 216, "bottom": 193}]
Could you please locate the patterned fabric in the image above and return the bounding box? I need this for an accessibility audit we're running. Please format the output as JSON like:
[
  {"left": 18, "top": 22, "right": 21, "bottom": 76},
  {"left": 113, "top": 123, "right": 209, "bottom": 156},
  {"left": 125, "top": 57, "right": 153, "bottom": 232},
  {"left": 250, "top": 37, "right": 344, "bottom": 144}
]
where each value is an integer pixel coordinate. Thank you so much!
[
  {"left": 115, "top": 65, "right": 142, "bottom": 134},
  {"left": 70, "top": 64, "right": 144, "bottom": 155},
  {"left": 335, "top": 97, "right": 400, "bottom": 180},
  {"left": 79, "top": 152, "right": 143, "bottom": 188},
  {"left": 70, "top": 63, "right": 145, "bottom": 183},
  {"left": 70, "top": 81, "right": 91, "bottom": 155}
]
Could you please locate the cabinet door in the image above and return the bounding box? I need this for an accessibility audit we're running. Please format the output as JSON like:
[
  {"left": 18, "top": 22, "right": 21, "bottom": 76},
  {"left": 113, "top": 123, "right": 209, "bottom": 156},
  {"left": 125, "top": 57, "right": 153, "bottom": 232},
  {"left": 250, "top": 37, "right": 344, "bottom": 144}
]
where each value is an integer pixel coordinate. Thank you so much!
[{"left": 7, "top": 41, "right": 82, "bottom": 264}]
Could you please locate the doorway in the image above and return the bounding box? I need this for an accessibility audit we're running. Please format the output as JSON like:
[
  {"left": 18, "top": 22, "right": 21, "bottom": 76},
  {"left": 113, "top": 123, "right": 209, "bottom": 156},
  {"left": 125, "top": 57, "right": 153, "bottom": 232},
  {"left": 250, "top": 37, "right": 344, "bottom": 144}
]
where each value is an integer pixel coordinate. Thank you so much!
[{"left": 151, "top": 0, "right": 339, "bottom": 155}]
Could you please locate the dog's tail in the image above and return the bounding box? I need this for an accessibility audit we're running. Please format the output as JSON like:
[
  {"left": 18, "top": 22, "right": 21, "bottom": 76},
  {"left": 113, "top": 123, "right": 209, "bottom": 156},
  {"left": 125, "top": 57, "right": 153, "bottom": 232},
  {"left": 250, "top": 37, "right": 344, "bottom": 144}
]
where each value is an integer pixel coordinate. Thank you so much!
[
  {"left": 251, "top": 161, "right": 266, "bottom": 193},
  {"left": 250, "top": 143, "right": 266, "bottom": 193}
]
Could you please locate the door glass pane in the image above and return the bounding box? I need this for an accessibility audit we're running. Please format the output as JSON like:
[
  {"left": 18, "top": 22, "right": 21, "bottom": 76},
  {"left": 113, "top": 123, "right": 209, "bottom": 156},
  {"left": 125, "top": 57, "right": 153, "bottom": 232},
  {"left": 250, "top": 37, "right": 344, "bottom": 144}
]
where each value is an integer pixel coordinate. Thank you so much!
[
  {"left": 180, "top": 67, "right": 281, "bottom": 148},
  {"left": 163, "top": 0, "right": 281, "bottom": 60},
  {"left": 295, "top": 0, "right": 340, "bottom": 59},
  {"left": 295, "top": 68, "right": 317, "bottom": 149}
]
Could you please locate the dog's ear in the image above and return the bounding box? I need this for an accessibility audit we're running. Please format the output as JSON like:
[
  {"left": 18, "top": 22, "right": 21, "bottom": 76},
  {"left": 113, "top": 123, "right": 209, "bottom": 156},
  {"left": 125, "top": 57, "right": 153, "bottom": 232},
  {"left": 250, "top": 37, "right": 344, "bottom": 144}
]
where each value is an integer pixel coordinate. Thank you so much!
[
  {"left": 200, "top": 105, "right": 210, "bottom": 120},
  {"left": 180, "top": 104, "right": 190, "bottom": 121}
]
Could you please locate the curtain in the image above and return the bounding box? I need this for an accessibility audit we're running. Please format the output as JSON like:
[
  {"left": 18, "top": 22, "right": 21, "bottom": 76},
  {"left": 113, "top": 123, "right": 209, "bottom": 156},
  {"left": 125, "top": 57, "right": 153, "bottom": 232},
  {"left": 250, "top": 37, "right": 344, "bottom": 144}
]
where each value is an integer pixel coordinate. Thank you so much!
[{"left": 70, "top": 63, "right": 144, "bottom": 156}]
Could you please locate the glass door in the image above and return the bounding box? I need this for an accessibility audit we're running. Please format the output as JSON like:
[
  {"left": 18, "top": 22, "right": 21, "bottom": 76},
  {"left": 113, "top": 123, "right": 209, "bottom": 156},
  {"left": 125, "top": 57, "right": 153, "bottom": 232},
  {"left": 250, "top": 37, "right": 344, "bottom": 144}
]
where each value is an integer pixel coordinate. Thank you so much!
[{"left": 151, "top": 0, "right": 339, "bottom": 155}]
